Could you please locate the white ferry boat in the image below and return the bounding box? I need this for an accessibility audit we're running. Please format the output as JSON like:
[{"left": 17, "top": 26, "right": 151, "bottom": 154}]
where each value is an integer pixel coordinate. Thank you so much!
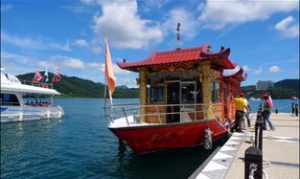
[{"left": 0, "top": 70, "right": 64, "bottom": 123}]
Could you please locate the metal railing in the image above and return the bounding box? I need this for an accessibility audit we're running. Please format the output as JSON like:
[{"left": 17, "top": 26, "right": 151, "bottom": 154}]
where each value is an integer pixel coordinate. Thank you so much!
[
  {"left": 104, "top": 103, "right": 224, "bottom": 125},
  {"left": 21, "top": 80, "right": 54, "bottom": 89},
  {"left": 0, "top": 101, "right": 53, "bottom": 107},
  {"left": 0, "top": 101, "right": 21, "bottom": 106}
]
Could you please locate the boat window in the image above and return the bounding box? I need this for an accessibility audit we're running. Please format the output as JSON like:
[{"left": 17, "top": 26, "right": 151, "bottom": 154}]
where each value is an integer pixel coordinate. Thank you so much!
[
  {"left": 22, "top": 94, "right": 51, "bottom": 106},
  {"left": 0, "top": 93, "right": 20, "bottom": 106},
  {"left": 197, "top": 82, "right": 203, "bottom": 103},
  {"left": 149, "top": 85, "right": 164, "bottom": 102},
  {"left": 181, "top": 82, "right": 196, "bottom": 104},
  {"left": 211, "top": 81, "right": 220, "bottom": 103}
]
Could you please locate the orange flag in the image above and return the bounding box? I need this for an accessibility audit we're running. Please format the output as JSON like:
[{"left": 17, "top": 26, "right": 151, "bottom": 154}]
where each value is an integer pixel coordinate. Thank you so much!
[{"left": 104, "top": 39, "right": 116, "bottom": 103}]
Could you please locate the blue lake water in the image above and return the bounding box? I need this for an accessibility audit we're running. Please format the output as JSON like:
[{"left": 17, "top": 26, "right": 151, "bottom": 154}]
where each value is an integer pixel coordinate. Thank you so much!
[{"left": 0, "top": 98, "right": 296, "bottom": 179}]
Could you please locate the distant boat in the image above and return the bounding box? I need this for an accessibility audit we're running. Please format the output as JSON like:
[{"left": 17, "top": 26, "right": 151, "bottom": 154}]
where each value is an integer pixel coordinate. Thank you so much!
[{"left": 0, "top": 69, "right": 64, "bottom": 123}]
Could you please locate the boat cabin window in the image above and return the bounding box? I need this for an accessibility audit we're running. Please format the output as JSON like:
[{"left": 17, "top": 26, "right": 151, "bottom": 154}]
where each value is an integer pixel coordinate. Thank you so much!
[
  {"left": 22, "top": 94, "right": 52, "bottom": 106},
  {"left": 149, "top": 84, "right": 164, "bottom": 103},
  {"left": 211, "top": 81, "right": 220, "bottom": 103},
  {"left": 181, "top": 82, "right": 197, "bottom": 104},
  {"left": 0, "top": 93, "right": 20, "bottom": 106}
]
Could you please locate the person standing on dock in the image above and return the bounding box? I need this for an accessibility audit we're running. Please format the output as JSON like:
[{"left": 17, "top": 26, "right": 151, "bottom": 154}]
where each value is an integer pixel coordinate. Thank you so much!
[
  {"left": 262, "top": 94, "right": 275, "bottom": 131},
  {"left": 291, "top": 102, "right": 295, "bottom": 116},
  {"left": 232, "top": 93, "right": 248, "bottom": 132},
  {"left": 275, "top": 108, "right": 278, "bottom": 115},
  {"left": 245, "top": 104, "right": 251, "bottom": 127},
  {"left": 295, "top": 103, "right": 299, "bottom": 117}
]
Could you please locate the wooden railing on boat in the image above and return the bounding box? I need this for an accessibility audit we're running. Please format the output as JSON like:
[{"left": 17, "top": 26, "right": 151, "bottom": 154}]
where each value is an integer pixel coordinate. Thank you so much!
[{"left": 104, "top": 103, "right": 224, "bottom": 126}]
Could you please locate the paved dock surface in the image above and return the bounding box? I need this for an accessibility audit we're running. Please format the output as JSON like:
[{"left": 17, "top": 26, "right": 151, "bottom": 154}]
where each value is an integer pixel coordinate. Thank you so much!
[
  {"left": 225, "top": 113, "right": 299, "bottom": 179},
  {"left": 189, "top": 113, "right": 299, "bottom": 179}
]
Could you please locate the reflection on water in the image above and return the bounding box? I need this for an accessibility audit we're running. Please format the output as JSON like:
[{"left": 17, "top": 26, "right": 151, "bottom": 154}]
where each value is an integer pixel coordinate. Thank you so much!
[{"left": 2, "top": 98, "right": 292, "bottom": 178}]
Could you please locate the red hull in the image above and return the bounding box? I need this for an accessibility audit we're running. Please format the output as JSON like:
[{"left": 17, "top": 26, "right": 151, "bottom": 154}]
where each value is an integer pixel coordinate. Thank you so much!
[{"left": 109, "top": 119, "right": 228, "bottom": 154}]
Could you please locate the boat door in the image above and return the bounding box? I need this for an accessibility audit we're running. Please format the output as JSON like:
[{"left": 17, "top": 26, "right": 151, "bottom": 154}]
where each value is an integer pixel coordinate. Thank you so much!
[
  {"left": 166, "top": 82, "right": 180, "bottom": 123},
  {"left": 180, "top": 81, "right": 197, "bottom": 122}
]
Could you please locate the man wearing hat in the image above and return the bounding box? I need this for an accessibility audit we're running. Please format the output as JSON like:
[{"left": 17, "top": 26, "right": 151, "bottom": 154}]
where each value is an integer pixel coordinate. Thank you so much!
[{"left": 232, "top": 93, "right": 248, "bottom": 132}]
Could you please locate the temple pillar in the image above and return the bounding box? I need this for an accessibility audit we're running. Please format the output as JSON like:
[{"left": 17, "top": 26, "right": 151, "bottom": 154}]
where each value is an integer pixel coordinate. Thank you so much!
[
  {"left": 139, "top": 68, "right": 147, "bottom": 122},
  {"left": 199, "top": 62, "right": 213, "bottom": 119}
]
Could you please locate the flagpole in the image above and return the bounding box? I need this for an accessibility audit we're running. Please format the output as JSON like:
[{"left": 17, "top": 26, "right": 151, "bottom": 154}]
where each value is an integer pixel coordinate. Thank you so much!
[
  {"left": 104, "top": 37, "right": 110, "bottom": 106},
  {"left": 104, "top": 79, "right": 108, "bottom": 106}
]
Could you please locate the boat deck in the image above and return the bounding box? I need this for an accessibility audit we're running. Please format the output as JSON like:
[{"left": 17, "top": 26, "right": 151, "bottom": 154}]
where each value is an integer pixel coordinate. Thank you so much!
[{"left": 189, "top": 113, "right": 299, "bottom": 179}]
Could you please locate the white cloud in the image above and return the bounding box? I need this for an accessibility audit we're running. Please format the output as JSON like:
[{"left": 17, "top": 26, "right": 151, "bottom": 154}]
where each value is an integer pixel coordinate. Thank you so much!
[
  {"left": 61, "top": 58, "right": 85, "bottom": 69},
  {"left": 91, "top": 46, "right": 102, "bottom": 54},
  {"left": 73, "top": 39, "right": 89, "bottom": 48},
  {"left": 86, "top": 61, "right": 136, "bottom": 87},
  {"left": 242, "top": 65, "right": 251, "bottom": 72},
  {"left": 254, "top": 67, "right": 263, "bottom": 75},
  {"left": 86, "top": 62, "right": 100, "bottom": 68},
  {"left": 275, "top": 16, "right": 299, "bottom": 38},
  {"left": 99, "top": 63, "right": 129, "bottom": 75},
  {"left": 49, "top": 41, "right": 71, "bottom": 51},
  {"left": 199, "top": 0, "right": 299, "bottom": 29},
  {"left": 91, "top": 0, "right": 163, "bottom": 49},
  {"left": 1, "top": 51, "right": 137, "bottom": 87},
  {"left": 269, "top": 65, "right": 281, "bottom": 73},
  {"left": 162, "top": 8, "right": 199, "bottom": 39},
  {"left": 242, "top": 65, "right": 263, "bottom": 75},
  {"left": 1, "top": 51, "right": 40, "bottom": 74},
  {"left": 1, "top": 32, "right": 71, "bottom": 51}
]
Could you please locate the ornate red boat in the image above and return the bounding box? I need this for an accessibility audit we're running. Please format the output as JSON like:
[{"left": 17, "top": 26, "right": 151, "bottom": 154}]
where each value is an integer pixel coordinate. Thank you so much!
[{"left": 105, "top": 44, "right": 246, "bottom": 154}]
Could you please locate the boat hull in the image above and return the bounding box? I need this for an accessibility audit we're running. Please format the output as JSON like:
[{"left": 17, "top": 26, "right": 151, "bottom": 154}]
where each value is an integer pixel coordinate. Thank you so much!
[
  {"left": 109, "top": 119, "right": 228, "bottom": 154},
  {"left": 0, "top": 105, "right": 64, "bottom": 123}
]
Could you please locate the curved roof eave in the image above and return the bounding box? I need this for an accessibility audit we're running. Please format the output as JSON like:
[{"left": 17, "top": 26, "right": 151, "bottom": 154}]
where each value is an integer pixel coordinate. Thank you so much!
[{"left": 118, "top": 46, "right": 235, "bottom": 72}]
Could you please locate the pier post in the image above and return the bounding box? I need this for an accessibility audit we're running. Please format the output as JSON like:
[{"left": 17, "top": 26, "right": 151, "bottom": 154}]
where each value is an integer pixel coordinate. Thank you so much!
[
  {"left": 244, "top": 108, "right": 264, "bottom": 179},
  {"left": 255, "top": 110, "right": 264, "bottom": 151},
  {"left": 244, "top": 147, "right": 262, "bottom": 179},
  {"left": 139, "top": 68, "right": 147, "bottom": 122}
]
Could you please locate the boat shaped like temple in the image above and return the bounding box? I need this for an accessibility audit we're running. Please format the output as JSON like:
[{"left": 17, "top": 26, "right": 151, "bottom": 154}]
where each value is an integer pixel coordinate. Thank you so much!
[{"left": 106, "top": 44, "right": 246, "bottom": 154}]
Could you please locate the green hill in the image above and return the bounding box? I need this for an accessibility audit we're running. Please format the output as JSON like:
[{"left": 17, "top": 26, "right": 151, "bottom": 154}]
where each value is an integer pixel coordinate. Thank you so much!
[
  {"left": 242, "top": 79, "right": 299, "bottom": 99},
  {"left": 17, "top": 72, "right": 139, "bottom": 98},
  {"left": 274, "top": 79, "right": 299, "bottom": 91},
  {"left": 18, "top": 72, "right": 298, "bottom": 99}
]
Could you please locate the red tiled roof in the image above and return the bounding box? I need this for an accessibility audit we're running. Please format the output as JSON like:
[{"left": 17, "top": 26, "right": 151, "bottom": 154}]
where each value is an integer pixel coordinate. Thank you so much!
[{"left": 118, "top": 44, "right": 235, "bottom": 71}]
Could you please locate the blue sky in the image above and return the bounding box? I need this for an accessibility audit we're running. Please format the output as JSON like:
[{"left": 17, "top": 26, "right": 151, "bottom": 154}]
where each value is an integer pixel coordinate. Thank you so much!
[{"left": 1, "top": 0, "right": 299, "bottom": 87}]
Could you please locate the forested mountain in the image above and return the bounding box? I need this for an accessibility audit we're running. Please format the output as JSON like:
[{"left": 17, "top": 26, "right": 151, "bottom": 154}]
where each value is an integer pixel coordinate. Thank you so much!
[
  {"left": 17, "top": 72, "right": 139, "bottom": 98},
  {"left": 242, "top": 79, "right": 299, "bottom": 99},
  {"left": 17, "top": 72, "right": 298, "bottom": 99}
]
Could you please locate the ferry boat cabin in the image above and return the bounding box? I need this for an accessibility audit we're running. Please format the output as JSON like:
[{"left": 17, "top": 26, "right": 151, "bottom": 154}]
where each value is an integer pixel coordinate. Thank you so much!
[
  {"left": 117, "top": 45, "right": 245, "bottom": 125},
  {"left": 107, "top": 44, "right": 245, "bottom": 154}
]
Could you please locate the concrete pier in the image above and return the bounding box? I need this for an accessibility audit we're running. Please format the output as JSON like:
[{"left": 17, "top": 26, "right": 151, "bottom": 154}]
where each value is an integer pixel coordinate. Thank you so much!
[{"left": 190, "top": 113, "right": 299, "bottom": 179}]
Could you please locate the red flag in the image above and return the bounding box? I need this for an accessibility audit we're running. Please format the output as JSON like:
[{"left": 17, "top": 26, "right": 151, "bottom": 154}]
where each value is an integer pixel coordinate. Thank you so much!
[
  {"left": 52, "top": 69, "right": 62, "bottom": 83},
  {"left": 32, "top": 70, "right": 43, "bottom": 83}
]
